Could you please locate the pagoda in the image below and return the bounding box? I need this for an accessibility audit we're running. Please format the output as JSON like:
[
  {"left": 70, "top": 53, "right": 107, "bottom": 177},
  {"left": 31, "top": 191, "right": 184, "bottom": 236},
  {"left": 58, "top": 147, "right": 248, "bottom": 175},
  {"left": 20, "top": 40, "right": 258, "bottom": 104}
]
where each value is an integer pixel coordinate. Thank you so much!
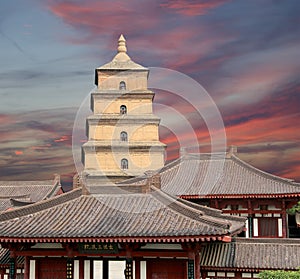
[{"left": 82, "top": 35, "right": 166, "bottom": 183}]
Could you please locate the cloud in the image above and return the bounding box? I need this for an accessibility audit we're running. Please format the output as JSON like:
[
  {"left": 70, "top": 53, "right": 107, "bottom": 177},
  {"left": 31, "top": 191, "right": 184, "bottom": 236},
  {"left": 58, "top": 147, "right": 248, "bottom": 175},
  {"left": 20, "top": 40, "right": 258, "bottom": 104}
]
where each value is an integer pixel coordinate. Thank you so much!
[
  {"left": 0, "top": 108, "right": 77, "bottom": 185},
  {"left": 46, "top": 0, "right": 160, "bottom": 44},
  {"left": 160, "top": 0, "right": 231, "bottom": 16}
]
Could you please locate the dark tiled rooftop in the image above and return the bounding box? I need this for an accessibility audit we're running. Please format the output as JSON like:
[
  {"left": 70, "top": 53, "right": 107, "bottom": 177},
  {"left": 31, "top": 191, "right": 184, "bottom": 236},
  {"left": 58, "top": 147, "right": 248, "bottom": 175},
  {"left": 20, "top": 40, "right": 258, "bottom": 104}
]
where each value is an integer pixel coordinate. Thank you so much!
[
  {"left": 121, "top": 153, "right": 300, "bottom": 197},
  {"left": 0, "top": 187, "right": 245, "bottom": 242},
  {"left": 201, "top": 237, "right": 300, "bottom": 270},
  {"left": 0, "top": 178, "right": 62, "bottom": 211}
]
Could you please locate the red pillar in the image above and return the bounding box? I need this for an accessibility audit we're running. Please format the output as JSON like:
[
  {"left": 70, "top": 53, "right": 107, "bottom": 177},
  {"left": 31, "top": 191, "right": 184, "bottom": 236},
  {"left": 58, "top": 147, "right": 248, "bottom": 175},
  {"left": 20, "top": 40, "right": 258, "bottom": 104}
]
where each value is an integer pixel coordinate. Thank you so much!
[
  {"left": 135, "top": 259, "right": 140, "bottom": 279},
  {"left": 282, "top": 200, "right": 287, "bottom": 238},
  {"left": 79, "top": 258, "right": 84, "bottom": 279},
  {"left": 24, "top": 256, "right": 30, "bottom": 279},
  {"left": 195, "top": 252, "right": 201, "bottom": 279},
  {"left": 35, "top": 259, "right": 39, "bottom": 279}
]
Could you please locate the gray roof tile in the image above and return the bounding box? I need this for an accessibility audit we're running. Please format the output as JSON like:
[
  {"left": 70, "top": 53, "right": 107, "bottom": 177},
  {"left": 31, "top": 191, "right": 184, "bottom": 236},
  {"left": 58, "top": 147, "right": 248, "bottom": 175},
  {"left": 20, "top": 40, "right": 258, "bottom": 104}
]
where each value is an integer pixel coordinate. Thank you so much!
[
  {"left": 0, "top": 179, "right": 62, "bottom": 211},
  {"left": 122, "top": 153, "right": 300, "bottom": 197},
  {"left": 201, "top": 238, "right": 300, "bottom": 270},
  {"left": 0, "top": 187, "right": 245, "bottom": 242}
]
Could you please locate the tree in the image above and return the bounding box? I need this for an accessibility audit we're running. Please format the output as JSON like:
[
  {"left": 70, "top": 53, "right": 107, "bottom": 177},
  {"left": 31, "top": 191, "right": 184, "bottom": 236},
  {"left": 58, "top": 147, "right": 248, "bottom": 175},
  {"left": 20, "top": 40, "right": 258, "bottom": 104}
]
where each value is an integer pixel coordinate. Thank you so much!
[
  {"left": 259, "top": 270, "right": 300, "bottom": 279},
  {"left": 287, "top": 201, "right": 300, "bottom": 215}
]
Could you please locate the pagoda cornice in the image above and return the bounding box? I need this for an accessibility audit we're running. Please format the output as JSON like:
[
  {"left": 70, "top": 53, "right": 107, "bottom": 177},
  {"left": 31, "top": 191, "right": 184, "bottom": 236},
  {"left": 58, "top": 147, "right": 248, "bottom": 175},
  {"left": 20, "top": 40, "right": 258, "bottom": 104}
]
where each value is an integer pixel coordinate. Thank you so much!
[
  {"left": 82, "top": 141, "right": 166, "bottom": 151},
  {"left": 87, "top": 114, "right": 161, "bottom": 125}
]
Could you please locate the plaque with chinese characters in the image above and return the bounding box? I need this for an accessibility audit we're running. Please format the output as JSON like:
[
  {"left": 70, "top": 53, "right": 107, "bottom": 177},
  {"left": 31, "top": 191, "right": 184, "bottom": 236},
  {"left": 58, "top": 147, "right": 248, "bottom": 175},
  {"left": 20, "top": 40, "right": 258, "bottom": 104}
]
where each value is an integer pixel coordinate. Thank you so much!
[{"left": 78, "top": 243, "right": 118, "bottom": 254}]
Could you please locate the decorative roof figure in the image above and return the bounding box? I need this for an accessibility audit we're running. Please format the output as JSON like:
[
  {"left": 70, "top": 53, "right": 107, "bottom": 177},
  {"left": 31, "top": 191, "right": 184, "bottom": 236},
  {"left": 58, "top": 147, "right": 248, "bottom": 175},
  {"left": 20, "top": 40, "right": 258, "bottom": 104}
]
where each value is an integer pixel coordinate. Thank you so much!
[{"left": 111, "top": 34, "right": 131, "bottom": 63}]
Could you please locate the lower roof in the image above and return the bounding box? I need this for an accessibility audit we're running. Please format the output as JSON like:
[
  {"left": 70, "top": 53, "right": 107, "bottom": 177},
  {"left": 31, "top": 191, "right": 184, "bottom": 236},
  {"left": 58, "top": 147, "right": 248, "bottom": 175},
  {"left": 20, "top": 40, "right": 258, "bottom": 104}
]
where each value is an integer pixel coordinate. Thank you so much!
[
  {"left": 0, "top": 177, "right": 62, "bottom": 211},
  {"left": 201, "top": 237, "right": 300, "bottom": 271}
]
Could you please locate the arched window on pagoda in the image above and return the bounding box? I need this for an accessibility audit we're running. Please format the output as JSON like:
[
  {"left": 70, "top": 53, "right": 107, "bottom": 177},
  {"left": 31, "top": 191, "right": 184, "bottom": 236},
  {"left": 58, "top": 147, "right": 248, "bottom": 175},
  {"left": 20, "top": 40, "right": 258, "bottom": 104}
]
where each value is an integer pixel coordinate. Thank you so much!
[
  {"left": 120, "top": 131, "right": 128, "bottom": 142},
  {"left": 119, "top": 81, "right": 126, "bottom": 90},
  {"left": 120, "top": 105, "right": 127, "bottom": 115},
  {"left": 121, "top": 158, "right": 128, "bottom": 170}
]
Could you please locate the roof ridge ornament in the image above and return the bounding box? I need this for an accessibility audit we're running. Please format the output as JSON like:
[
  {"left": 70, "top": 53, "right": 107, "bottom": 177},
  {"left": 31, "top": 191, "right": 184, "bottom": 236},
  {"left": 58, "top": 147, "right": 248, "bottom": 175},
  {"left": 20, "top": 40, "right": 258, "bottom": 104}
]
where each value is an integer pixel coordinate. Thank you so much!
[
  {"left": 117, "top": 34, "right": 127, "bottom": 53},
  {"left": 227, "top": 145, "right": 238, "bottom": 158},
  {"left": 111, "top": 34, "right": 131, "bottom": 62}
]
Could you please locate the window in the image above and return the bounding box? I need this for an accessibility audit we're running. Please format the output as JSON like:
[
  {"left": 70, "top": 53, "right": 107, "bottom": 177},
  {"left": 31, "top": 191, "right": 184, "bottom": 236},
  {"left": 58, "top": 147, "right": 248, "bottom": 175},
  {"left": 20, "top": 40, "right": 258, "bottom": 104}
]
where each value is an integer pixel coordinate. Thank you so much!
[
  {"left": 121, "top": 159, "right": 128, "bottom": 170},
  {"left": 119, "top": 81, "right": 126, "bottom": 90},
  {"left": 120, "top": 131, "right": 128, "bottom": 142},
  {"left": 258, "top": 217, "right": 278, "bottom": 237},
  {"left": 120, "top": 105, "right": 127, "bottom": 114}
]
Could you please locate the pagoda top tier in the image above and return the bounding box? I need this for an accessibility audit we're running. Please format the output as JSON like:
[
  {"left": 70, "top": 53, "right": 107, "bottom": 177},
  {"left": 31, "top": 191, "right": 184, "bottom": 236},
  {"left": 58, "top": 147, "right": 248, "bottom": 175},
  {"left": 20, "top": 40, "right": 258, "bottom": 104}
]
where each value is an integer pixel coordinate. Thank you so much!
[{"left": 97, "top": 34, "right": 147, "bottom": 71}]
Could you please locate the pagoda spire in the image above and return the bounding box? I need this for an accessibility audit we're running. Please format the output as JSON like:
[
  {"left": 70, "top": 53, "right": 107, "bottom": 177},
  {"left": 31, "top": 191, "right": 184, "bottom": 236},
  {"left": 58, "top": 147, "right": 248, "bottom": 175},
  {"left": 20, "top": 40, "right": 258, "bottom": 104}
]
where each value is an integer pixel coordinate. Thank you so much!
[
  {"left": 117, "top": 34, "right": 127, "bottom": 53},
  {"left": 112, "top": 34, "right": 130, "bottom": 62}
]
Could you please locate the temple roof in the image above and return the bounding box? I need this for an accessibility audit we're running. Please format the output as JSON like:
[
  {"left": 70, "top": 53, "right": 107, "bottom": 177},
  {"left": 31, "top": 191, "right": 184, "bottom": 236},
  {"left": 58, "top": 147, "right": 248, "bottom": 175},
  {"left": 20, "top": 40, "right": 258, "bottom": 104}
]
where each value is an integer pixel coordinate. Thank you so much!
[
  {"left": 97, "top": 34, "right": 147, "bottom": 71},
  {"left": 120, "top": 152, "right": 300, "bottom": 198},
  {"left": 201, "top": 237, "right": 300, "bottom": 271},
  {"left": 0, "top": 187, "right": 245, "bottom": 243},
  {"left": 0, "top": 177, "right": 62, "bottom": 211}
]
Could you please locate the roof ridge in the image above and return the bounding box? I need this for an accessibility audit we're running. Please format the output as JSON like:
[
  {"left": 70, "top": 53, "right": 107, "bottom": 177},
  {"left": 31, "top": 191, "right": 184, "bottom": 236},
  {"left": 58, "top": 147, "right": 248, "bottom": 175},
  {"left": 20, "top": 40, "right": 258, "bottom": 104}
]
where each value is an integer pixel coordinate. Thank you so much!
[
  {"left": 0, "top": 194, "right": 30, "bottom": 199},
  {"left": 0, "top": 180, "right": 54, "bottom": 186},
  {"left": 0, "top": 188, "right": 82, "bottom": 222},
  {"left": 234, "top": 237, "right": 300, "bottom": 244},
  {"left": 42, "top": 178, "right": 62, "bottom": 199},
  {"left": 150, "top": 186, "right": 231, "bottom": 230},
  {"left": 231, "top": 154, "right": 300, "bottom": 185}
]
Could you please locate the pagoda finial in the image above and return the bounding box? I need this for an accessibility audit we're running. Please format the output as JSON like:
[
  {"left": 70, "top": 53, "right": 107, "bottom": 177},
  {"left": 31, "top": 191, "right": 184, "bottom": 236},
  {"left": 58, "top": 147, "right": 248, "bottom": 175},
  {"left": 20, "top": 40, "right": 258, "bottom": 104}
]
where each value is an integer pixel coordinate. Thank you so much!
[{"left": 117, "top": 34, "right": 127, "bottom": 53}]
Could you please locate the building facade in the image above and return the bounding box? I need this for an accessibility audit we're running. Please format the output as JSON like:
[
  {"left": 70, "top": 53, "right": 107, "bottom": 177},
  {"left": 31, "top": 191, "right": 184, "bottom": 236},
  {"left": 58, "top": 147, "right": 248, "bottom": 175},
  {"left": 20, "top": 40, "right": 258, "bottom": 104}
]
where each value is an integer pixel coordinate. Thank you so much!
[{"left": 123, "top": 149, "right": 300, "bottom": 239}]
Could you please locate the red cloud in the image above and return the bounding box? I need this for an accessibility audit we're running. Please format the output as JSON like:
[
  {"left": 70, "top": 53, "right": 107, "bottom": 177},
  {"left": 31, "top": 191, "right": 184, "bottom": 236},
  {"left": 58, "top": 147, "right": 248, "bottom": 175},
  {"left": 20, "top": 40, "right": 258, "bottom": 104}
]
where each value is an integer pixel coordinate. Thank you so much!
[
  {"left": 14, "top": 150, "right": 23, "bottom": 155},
  {"left": 160, "top": 0, "right": 231, "bottom": 16},
  {"left": 54, "top": 135, "right": 70, "bottom": 143},
  {"left": 46, "top": 0, "right": 159, "bottom": 44}
]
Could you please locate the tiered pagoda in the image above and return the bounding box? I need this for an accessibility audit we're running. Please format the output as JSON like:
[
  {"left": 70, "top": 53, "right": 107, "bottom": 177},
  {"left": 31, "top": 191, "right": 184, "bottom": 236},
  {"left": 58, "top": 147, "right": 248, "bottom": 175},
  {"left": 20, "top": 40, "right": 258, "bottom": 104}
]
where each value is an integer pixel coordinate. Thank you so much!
[{"left": 82, "top": 35, "right": 165, "bottom": 183}]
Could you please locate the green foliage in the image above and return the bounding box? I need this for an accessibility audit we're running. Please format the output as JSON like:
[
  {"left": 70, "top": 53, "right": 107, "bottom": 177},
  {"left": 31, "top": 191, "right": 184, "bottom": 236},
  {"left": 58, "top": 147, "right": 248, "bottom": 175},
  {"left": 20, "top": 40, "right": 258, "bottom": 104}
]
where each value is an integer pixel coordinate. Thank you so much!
[
  {"left": 259, "top": 270, "right": 300, "bottom": 279},
  {"left": 287, "top": 201, "right": 300, "bottom": 215}
]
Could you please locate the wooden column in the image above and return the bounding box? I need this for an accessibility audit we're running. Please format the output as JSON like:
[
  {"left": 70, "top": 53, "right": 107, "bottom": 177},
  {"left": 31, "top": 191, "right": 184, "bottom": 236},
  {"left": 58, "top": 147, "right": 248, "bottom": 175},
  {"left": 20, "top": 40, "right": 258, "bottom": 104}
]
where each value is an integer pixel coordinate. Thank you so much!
[
  {"left": 195, "top": 251, "right": 201, "bottom": 279},
  {"left": 124, "top": 244, "right": 133, "bottom": 279},
  {"left": 24, "top": 256, "right": 30, "bottom": 279},
  {"left": 134, "top": 259, "right": 140, "bottom": 279},
  {"left": 79, "top": 258, "right": 84, "bottom": 279},
  {"left": 282, "top": 200, "right": 287, "bottom": 238},
  {"left": 90, "top": 259, "right": 94, "bottom": 279},
  {"left": 214, "top": 199, "right": 219, "bottom": 209},
  {"left": 66, "top": 244, "right": 74, "bottom": 279},
  {"left": 186, "top": 243, "right": 201, "bottom": 279},
  {"left": 102, "top": 259, "right": 109, "bottom": 279},
  {"left": 248, "top": 200, "right": 253, "bottom": 238},
  {"left": 35, "top": 259, "right": 39, "bottom": 279}
]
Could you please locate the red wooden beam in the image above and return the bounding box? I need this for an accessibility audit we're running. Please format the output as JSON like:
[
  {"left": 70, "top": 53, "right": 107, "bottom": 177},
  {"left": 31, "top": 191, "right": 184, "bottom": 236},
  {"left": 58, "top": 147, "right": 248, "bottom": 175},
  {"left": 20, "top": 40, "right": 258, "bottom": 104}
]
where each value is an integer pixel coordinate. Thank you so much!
[{"left": 14, "top": 249, "right": 189, "bottom": 258}]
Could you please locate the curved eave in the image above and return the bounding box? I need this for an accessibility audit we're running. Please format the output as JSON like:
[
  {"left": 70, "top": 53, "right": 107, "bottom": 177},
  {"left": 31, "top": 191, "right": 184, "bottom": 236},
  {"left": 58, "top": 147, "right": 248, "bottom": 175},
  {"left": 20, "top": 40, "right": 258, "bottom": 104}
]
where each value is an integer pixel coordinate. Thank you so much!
[
  {"left": 0, "top": 235, "right": 232, "bottom": 244},
  {"left": 180, "top": 192, "right": 300, "bottom": 199},
  {"left": 231, "top": 154, "right": 298, "bottom": 184}
]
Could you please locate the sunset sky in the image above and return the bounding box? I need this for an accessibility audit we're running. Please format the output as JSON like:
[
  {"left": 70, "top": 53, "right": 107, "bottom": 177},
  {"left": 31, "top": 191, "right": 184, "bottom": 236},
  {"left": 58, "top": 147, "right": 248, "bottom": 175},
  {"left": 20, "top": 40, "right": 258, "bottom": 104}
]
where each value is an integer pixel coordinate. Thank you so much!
[{"left": 0, "top": 0, "right": 299, "bottom": 188}]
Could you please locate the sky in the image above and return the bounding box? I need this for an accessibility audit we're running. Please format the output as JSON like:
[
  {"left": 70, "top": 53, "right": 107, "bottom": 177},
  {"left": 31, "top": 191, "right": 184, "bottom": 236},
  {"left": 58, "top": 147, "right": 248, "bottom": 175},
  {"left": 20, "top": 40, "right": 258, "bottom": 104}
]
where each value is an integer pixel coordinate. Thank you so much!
[{"left": 0, "top": 0, "right": 300, "bottom": 188}]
